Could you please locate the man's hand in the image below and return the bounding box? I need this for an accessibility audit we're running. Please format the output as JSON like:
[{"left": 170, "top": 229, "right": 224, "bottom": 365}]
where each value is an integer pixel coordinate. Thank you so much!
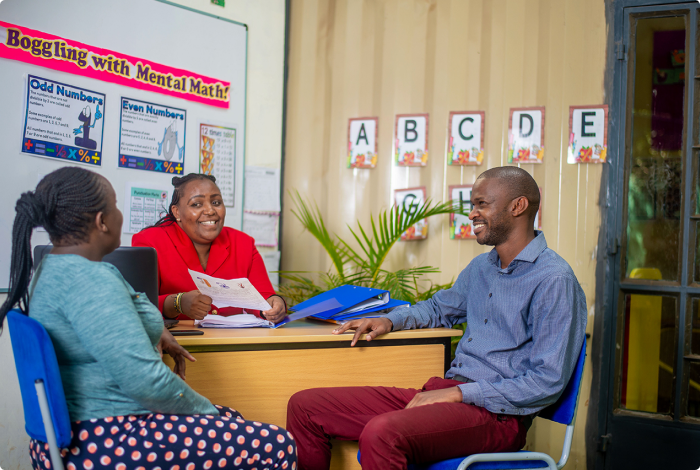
[
  {"left": 157, "top": 326, "right": 196, "bottom": 380},
  {"left": 332, "top": 317, "right": 393, "bottom": 346},
  {"left": 262, "top": 296, "right": 287, "bottom": 323},
  {"left": 181, "top": 290, "right": 212, "bottom": 320},
  {"left": 405, "top": 387, "right": 463, "bottom": 409}
]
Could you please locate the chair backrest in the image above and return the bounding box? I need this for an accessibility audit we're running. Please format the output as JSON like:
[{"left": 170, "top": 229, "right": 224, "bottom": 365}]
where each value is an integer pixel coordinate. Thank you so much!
[
  {"left": 7, "top": 310, "right": 72, "bottom": 448},
  {"left": 34, "top": 245, "right": 159, "bottom": 307},
  {"left": 538, "top": 338, "right": 587, "bottom": 425}
]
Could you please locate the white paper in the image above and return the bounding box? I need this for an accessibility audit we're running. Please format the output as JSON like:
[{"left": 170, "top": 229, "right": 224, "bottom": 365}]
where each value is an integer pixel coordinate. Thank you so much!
[
  {"left": 243, "top": 211, "right": 279, "bottom": 247},
  {"left": 199, "top": 123, "right": 236, "bottom": 206},
  {"left": 244, "top": 167, "right": 281, "bottom": 212},
  {"left": 123, "top": 183, "right": 171, "bottom": 234},
  {"left": 188, "top": 270, "right": 271, "bottom": 311},
  {"left": 195, "top": 313, "right": 273, "bottom": 329},
  {"left": 262, "top": 250, "right": 281, "bottom": 286}
]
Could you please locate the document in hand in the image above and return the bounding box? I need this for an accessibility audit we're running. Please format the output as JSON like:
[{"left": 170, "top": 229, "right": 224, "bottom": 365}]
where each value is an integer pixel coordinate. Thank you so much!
[
  {"left": 188, "top": 270, "right": 271, "bottom": 312},
  {"left": 289, "top": 285, "right": 410, "bottom": 322},
  {"left": 195, "top": 313, "right": 274, "bottom": 329}
]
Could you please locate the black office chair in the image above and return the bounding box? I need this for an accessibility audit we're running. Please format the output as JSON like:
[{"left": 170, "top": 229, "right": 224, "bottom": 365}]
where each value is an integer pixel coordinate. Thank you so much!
[{"left": 33, "top": 246, "right": 159, "bottom": 307}]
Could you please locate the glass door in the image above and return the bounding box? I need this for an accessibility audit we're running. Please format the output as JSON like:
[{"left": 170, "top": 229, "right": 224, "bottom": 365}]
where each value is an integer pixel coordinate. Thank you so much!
[{"left": 603, "top": 3, "right": 700, "bottom": 468}]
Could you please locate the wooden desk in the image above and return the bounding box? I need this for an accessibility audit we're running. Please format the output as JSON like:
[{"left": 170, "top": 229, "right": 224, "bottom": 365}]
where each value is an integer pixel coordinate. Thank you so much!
[{"left": 165, "top": 319, "right": 462, "bottom": 470}]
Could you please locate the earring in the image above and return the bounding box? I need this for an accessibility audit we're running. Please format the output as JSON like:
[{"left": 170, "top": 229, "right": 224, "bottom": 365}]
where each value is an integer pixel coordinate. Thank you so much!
[{"left": 176, "top": 218, "right": 181, "bottom": 222}]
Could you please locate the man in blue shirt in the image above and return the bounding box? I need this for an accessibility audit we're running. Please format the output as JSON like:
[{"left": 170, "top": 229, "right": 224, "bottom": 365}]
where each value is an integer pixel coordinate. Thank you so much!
[{"left": 286, "top": 167, "right": 587, "bottom": 470}]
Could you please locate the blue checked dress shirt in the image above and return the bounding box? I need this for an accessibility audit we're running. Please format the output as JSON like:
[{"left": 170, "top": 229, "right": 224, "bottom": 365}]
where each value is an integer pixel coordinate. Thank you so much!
[{"left": 386, "top": 231, "right": 587, "bottom": 416}]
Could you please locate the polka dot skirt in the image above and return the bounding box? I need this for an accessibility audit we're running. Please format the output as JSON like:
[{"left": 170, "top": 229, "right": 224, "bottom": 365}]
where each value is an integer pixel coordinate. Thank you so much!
[{"left": 29, "top": 405, "right": 296, "bottom": 470}]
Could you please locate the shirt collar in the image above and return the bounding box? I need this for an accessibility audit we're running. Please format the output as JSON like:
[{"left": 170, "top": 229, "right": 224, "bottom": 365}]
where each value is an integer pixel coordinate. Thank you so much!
[{"left": 487, "top": 230, "right": 548, "bottom": 269}]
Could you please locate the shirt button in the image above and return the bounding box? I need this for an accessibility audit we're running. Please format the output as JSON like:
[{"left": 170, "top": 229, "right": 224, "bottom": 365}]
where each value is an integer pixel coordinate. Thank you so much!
[
  {"left": 489, "top": 293, "right": 492, "bottom": 298},
  {"left": 212, "top": 310, "right": 218, "bottom": 315},
  {"left": 470, "top": 402, "right": 475, "bottom": 406},
  {"left": 179, "top": 393, "right": 183, "bottom": 397},
  {"left": 468, "top": 338, "right": 473, "bottom": 342},
  {"left": 484, "top": 319, "right": 488, "bottom": 324},
  {"left": 458, "top": 363, "right": 463, "bottom": 367},
  {"left": 501, "top": 409, "right": 506, "bottom": 412},
  {"left": 135, "top": 294, "right": 140, "bottom": 298}
]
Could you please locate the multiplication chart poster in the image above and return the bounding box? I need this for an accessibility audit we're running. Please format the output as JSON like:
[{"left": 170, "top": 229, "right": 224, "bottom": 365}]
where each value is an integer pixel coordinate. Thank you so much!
[
  {"left": 200, "top": 123, "right": 236, "bottom": 206},
  {"left": 118, "top": 97, "right": 186, "bottom": 174},
  {"left": 22, "top": 75, "right": 105, "bottom": 166},
  {"left": 123, "top": 183, "right": 170, "bottom": 234}
]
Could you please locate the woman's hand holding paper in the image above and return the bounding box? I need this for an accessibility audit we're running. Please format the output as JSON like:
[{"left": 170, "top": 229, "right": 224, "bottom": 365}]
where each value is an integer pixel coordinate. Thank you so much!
[
  {"left": 262, "top": 295, "right": 287, "bottom": 323},
  {"left": 181, "top": 290, "right": 212, "bottom": 320}
]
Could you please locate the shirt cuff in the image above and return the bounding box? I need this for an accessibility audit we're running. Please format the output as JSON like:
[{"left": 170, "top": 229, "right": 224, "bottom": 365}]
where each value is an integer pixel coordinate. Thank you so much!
[
  {"left": 385, "top": 310, "right": 405, "bottom": 331},
  {"left": 458, "top": 382, "right": 484, "bottom": 407}
]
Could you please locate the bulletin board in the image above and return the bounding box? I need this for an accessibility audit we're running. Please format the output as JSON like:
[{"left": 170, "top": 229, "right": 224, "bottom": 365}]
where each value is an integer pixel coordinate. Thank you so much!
[{"left": 0, "top": 0, "right": 248, "bottom": 288}]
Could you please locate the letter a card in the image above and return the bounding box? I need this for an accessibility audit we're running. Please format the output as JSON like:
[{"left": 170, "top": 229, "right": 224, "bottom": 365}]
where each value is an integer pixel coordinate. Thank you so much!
[
  {"left": 447, "top": 112, "right": 485, "bottom": 166},
  {"left": 508, "top": 107, "right": 545, "bottom": 164},
  {"left": 448, "top": 185, "right": 475, "bottom": 239},
  {"left": 395, "top": 114, "right": 429, "bottom": 166},
  {"left": 347, "top": 117, "right": 378, "bottom": 168},
  {"left": 567, "top": 105, "right": 608, "bottom": 163},
  {"left": 394, "top": 186, "right": 428, "bottom": 240}
]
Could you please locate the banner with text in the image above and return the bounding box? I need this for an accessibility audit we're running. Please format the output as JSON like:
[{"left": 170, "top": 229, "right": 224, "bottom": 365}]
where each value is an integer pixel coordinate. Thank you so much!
[{"left": 0, "top": 21, "right": 230, "bottom": 108}]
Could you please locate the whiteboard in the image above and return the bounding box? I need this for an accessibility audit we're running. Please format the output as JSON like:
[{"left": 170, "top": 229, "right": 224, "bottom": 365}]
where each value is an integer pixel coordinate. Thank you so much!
[{"left": 0, "top": 0, "right": 248, "bottom": 288}]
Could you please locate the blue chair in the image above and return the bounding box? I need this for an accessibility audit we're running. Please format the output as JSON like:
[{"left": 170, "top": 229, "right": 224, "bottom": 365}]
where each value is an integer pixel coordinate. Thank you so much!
[
  {"left": 7, "top": 309, "right": 71, "bottom": 470},
  {"left": 358, "top": 339, "right": 586, "bottom": 470}
]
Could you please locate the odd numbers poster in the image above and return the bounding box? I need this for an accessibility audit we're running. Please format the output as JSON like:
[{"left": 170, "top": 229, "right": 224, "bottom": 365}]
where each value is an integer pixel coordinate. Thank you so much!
[{"left": 22, "top": 75, "right": 105, "bottom": 166}]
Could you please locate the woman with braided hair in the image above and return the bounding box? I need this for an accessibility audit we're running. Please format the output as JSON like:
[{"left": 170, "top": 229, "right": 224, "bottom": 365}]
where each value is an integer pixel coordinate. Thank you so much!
[
  {"left": 1, "top": 167, "right": 296, "bottom": 470},
  {"left": 132, "top": 173, "right": 287, "bottom": 323}
]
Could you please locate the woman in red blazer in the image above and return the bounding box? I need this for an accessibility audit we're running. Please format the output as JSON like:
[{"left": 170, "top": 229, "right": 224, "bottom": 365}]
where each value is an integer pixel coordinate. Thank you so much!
[{"left": 132, "top": 174, "right": 286, "bottom": 322}]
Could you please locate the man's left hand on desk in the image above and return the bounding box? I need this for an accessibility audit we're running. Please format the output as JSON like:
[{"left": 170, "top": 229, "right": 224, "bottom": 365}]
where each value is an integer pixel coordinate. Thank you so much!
[{"left": 405, "top": 387, "right": 463, "bottom": 409}]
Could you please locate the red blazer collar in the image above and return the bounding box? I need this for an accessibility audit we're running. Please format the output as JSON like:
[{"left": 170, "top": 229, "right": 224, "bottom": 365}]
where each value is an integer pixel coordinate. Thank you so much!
[{"left": 165, "top": 223, "right": 230, "bottom": 275}]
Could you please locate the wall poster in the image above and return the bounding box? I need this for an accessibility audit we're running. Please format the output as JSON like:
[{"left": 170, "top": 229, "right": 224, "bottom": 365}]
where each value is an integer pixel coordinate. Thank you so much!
[
  {"left": 448, "top": 184, "right": 475, "bottom": 239},
  {"left": 200, "top": 123, "right": 236, "bottom": 206},
  {"left": 508, "top": 107, "right": 545, "bottom": 164},
  {"left": 22, "top": 75, "right": 105, "bottom": 166},
  {"left": 394, "top": 186, "right": 428, "bottom": 240},
  {"left": 123, "top": 182, "right": 170, "bottom": 234},
  {"left": 567, "top": 105, "right": 608, "bottom": 163},
  {"left": 118, "top": 97, "right": 186, "bottom": 174},
  {"left": 347, "top": 117, "right": 377, "bottom": 168},
  {"left": 395, "top": 114, "right": 429, "bottom": 166},
  {"left": 447, "top": 111, "right": 484, "bottom": 166}
]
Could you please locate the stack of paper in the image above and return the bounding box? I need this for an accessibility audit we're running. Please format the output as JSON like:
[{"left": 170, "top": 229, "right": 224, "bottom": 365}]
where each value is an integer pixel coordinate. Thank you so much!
[{"left": 194, "top": 313, "right": 274, "bottom": 329}]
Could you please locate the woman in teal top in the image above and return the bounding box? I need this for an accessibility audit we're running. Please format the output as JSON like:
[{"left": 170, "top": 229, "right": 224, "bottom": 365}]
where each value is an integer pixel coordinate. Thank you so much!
[{"left": 0, "top": 167, "right": 296, "bottom": 470}]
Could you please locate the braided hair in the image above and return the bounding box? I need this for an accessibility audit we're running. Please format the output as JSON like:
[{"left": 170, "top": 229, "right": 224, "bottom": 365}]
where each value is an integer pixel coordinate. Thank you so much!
[
  {"left": 0, "top": 167, "right": 108, "bottom": 323},
  {"left": 153, "top": 173, "right": 217, "bottom": 227}
]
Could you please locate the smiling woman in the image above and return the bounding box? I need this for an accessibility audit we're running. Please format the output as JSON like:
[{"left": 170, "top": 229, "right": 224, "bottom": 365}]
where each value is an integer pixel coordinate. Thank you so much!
[{"left": 132, "top": 173, "right": 287, "bottom": 323}]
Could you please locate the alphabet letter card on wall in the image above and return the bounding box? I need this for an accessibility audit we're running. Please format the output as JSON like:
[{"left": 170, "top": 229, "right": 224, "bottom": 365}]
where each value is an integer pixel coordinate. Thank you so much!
[
  {"left": 448, "top": 184, "right": 475, "bottom": 239},
  {"left": 447, "top": 112, "right": 484, "bottom": 165},
  {"left": 394, "top": 186, "right": 428, "bottom": 240},
  {"left": 567, "top": 105, "right": 608, "bottom": 163},
  {"left": 395, "top": 114, "right": 429, "bottom": 166},
  {"left": 347, "top": 117, "right": 378, "bottom": 168},
  {"left": 508, "top": 107, "right": 545, "bottom": 164}
]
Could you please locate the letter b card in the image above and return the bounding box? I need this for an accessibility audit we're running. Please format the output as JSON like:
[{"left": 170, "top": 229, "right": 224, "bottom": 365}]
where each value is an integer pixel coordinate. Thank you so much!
[{"left": 395, "top": 114, "right": 429, "bottom": 166}]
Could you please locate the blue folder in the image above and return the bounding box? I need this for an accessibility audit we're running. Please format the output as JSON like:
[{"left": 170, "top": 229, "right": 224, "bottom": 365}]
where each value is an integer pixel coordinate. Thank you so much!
[{"left": 288, "top": 285, "right": 410, "bottom": 321}]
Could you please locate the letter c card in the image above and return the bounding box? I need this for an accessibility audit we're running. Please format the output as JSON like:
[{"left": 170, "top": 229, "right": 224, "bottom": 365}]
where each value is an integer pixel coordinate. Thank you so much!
[
  {"left": 395, "top": 114, "right": 429, "bottom": 167},
  {"left": 508, "top": 107, "right": 545, "bottom": 164},
  {"left": 347, "top": 117, "right": 378, "bottom": 168},
  {"left": 567, "top": 105, "right": 608, "bottom": 163},
  {"left": 447, "top": 111, "right": 485, "bottom": 166}
]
